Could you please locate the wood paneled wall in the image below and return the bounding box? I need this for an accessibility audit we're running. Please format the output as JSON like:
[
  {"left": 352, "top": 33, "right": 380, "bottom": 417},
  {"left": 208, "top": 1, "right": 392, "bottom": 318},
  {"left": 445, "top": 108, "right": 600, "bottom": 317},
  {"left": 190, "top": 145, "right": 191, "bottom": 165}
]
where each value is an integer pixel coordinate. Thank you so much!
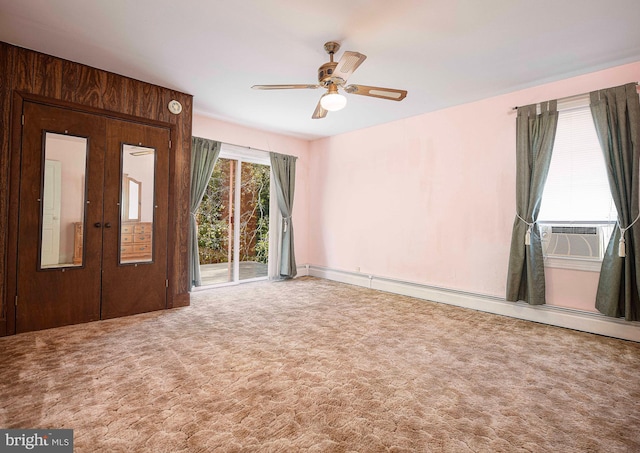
[{"left": 0, "top": 42, "right": 193, "bottom": 336}]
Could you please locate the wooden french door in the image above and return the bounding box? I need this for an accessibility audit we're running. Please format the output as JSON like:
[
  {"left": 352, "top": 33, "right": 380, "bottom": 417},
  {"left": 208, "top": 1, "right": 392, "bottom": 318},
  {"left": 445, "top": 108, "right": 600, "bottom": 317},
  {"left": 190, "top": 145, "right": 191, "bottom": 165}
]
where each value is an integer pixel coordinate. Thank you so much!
[
  {"left": 16, "top": 101, "right": 170, "bottom": 333},
  {"left": 101, "top": 119, "right": 169, "bottom": 319}
]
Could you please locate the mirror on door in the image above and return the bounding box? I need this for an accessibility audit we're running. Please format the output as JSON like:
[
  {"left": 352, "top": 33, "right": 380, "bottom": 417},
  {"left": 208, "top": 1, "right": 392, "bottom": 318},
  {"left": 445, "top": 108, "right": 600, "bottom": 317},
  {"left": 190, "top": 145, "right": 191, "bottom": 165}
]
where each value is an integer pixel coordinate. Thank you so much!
[
  {"left": 40, "top": 132, "right": 88, "bottom": 269},
  {"left": 120, "top": 144, "right": 156, "bottom": 264}
]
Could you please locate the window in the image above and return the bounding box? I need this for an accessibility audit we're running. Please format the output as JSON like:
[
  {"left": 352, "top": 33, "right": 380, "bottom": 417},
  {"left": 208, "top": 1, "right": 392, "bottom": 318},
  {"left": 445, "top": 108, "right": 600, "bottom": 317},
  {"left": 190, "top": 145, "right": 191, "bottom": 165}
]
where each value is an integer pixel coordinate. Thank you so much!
[{"left": 538, "top": 95, "right": 616, "bottom": 271}]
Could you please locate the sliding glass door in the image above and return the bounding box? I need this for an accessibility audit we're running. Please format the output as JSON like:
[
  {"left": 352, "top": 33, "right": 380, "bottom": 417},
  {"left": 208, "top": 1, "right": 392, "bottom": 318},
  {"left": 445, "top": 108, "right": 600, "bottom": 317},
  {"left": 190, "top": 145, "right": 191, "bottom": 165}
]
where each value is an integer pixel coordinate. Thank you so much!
[{"left": 196, "top": 149, "right": 270, "bottom": 286}]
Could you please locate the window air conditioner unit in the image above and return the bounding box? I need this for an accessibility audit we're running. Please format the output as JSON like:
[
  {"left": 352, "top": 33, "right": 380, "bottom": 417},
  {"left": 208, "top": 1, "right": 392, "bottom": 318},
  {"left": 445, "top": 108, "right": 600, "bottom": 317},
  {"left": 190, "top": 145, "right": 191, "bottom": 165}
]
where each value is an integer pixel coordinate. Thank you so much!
[{"left": 540, "top": 225, "right": 603, "bottom": 260}]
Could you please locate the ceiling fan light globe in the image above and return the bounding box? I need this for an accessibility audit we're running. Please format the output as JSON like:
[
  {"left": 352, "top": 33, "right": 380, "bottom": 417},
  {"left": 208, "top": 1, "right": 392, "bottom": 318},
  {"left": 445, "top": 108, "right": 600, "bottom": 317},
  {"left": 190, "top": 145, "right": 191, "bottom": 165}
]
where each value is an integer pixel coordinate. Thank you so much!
[{"left": 320, "top": 93, "right": 347, "bottom": 111}]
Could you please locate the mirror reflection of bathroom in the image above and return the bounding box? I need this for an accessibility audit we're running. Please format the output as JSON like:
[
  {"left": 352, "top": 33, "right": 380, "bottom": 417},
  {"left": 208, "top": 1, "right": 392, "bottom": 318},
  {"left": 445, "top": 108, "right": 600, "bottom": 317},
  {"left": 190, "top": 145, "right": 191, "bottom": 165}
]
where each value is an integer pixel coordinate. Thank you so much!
[
  {"left": 120, "top": 144, "right": 156, "bottom": 264},
  {"left": 40, "top": 132, "right": 88, "bottom": 269}
]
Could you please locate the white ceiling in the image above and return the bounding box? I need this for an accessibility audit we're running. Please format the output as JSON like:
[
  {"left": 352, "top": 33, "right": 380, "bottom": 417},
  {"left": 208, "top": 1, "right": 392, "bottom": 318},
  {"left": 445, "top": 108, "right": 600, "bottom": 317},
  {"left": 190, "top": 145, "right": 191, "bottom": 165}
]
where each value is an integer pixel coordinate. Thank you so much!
[{"left": 1, "top": 0, "right": 640, "bottom": 140}]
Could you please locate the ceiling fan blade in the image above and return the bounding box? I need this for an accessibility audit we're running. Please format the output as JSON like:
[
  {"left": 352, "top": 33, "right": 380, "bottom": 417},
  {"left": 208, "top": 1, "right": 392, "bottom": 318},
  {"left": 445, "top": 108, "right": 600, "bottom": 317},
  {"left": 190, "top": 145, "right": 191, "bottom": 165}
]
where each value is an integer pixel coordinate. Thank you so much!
[
  {"left": 332, "top": 51, "right": 367, "bottom": 83},
  {"left": 312, "top": 100, "right": 328, "bottom": 119},
  {"left": 252, "top": 84, "right": 320, "bottom": 90},
  {"left": 344, "top": 84, "right": 407, "bottom": 101}
]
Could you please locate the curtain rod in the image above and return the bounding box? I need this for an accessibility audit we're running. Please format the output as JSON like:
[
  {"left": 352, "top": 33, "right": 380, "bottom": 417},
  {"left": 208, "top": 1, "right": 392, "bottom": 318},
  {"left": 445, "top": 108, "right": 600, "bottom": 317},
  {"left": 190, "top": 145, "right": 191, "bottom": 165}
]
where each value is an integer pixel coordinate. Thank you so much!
[
  {"left": 511, "top": 82, "right": 640, "bottom": 111},
  {"left": 215, "top": 140, "right": 297, "bottom": 160},
  {"left": 217, "top": 140, "right": 271, "bottom": 154},
  {"left": 192, "top": 137, "right": 271, "bottom": 154}
]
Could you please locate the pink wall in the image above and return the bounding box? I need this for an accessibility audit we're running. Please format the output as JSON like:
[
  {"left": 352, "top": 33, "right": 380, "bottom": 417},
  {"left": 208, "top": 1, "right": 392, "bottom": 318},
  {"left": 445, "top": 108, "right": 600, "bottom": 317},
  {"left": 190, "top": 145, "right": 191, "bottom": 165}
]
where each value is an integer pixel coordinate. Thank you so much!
[
  {"left": 308, "top": 61, "right": 640, "bottom": 312},
  {"left": 192, "top": 116, "right": 310, "bottom": 265}
]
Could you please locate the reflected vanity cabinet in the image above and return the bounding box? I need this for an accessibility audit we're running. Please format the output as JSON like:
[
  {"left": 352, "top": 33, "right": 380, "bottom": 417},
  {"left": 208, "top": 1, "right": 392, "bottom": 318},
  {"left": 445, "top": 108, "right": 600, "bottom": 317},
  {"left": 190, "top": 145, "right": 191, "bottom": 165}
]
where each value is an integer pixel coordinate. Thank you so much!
[
  {"left": 73, "top": 222, "right": 153, "bottom": 263},
  {"left": 73, "top": 222, "right": 83, "bottom": 265},
  {"left": 120, "top": 222, "right": 153, "bottom": 261}
]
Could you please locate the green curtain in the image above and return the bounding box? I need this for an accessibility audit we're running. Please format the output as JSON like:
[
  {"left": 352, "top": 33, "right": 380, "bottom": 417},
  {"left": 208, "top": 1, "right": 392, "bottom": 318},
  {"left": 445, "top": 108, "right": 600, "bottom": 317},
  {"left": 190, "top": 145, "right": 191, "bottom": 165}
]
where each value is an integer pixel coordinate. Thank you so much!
[
  {"left": 270, "top": 152, "right": 297, "bottom": 278},
  {"left": 591, "top": 83, "right": 640, "bottom": 321},
  {"left": 506, "top": 101, "right": 559, "bottom": 305},
  {"left": 189, "top": 137, "right": 221, "bottom": 288}
]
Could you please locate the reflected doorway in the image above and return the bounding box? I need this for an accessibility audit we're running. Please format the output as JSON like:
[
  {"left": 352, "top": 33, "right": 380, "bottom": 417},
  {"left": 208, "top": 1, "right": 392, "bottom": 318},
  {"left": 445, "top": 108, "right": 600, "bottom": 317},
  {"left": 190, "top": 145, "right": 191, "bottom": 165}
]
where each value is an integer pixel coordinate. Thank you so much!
[{"left": 196, "top": 148, "right": 271, "bottom": 286}]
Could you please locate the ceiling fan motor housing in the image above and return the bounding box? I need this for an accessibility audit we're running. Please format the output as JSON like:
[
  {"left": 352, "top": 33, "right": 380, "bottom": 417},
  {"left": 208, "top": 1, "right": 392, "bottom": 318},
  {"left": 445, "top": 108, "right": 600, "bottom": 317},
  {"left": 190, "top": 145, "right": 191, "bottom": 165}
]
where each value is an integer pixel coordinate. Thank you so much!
[
  {"left": 318, "top": 41, "right": 345, "bottom": 87},
  {"left": 318, "top": 62, "right": 343, "bottom": 86}
]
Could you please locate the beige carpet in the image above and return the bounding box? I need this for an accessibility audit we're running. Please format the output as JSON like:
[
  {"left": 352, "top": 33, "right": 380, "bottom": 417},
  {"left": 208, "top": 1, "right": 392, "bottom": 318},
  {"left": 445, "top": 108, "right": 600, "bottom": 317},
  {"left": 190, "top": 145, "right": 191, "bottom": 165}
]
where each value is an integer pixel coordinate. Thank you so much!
[{"left": 1, "top": 277, "right": 639, "bottom": 452}]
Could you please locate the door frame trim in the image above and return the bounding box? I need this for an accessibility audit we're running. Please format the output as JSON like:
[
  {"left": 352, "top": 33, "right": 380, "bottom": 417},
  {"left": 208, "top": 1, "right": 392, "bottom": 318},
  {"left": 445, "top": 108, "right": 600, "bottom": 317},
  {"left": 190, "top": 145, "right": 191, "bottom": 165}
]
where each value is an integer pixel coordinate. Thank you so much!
[{"left": 5, "top": 92, "right": 178, "bottom": 336}]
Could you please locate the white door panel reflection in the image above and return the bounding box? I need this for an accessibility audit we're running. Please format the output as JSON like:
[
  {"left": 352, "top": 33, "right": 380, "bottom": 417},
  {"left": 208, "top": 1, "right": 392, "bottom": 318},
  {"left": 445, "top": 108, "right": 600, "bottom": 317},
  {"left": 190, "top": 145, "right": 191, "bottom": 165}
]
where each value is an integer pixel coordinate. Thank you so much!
[{"left": 120, "top": 144, "right": 156, "bottom": 264}]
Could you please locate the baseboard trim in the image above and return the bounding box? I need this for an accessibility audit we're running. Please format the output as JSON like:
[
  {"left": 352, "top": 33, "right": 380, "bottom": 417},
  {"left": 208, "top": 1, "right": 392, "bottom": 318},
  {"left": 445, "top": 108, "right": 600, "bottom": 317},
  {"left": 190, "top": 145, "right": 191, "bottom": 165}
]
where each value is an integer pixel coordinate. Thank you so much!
[
  {"left": 296, "top": 264, "right": 311, "bottom": 277},
  {"left": 306, "top": 265, "right": 640, "bottom": 343}
]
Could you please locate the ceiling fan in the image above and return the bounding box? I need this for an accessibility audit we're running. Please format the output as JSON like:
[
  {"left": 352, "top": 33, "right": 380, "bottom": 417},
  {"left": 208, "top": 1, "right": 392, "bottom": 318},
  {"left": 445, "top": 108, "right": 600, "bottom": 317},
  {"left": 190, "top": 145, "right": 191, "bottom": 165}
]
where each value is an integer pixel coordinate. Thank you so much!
[{"left": 252, "top": 41, "right": 408, "bottom": 119}]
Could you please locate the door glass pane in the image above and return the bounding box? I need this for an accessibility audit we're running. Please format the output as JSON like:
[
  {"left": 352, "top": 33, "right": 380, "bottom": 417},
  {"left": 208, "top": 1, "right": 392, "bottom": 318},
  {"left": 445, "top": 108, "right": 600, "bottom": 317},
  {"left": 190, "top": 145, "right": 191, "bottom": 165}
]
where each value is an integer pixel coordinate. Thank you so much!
[
  {"left": 40, "top": 132, "right": 88, "bottom": 269},
  {"left": 196, "top": 158, "right": 270, "bottom": 286},
  {"left": 120, "top": 144, "right": 155, "bottom": 264},
  {"left": 239, "top": 162, "right": 269, "bottom": 281},
  {"left": 197, "top": 158, "right": 235, "bottom": 285}
]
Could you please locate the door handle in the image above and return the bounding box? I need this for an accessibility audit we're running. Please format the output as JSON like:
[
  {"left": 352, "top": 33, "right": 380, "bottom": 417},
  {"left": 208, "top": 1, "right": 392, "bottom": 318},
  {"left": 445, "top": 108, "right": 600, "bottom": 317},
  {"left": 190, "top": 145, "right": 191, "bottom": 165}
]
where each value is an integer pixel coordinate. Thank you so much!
[
  {"left": 94, "top": 222, "right": 102, "bottom": 228},
  {"left": 105, "top": 222, "right": 112, "bottom": 228}
]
